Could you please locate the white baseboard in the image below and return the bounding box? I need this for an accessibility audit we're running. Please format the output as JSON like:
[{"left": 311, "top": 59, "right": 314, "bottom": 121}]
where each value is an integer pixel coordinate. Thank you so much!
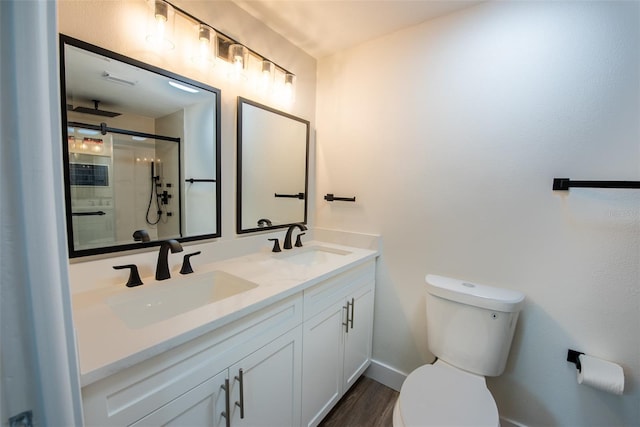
[{"left": 364, "top": 359, "right": 407, "bottom": 392}]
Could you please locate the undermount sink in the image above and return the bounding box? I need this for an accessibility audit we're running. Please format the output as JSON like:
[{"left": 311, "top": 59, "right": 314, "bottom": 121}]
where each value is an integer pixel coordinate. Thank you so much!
[
  {"left": 107, "top": 271, "right": 258, "bottom": 329},
  {"left": 277, "top": 246, "right": 352, "bottom": 266}
]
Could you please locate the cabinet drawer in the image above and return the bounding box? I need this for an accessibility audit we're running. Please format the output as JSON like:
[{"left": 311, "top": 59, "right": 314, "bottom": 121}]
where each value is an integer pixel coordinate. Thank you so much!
[
  {"left": 303, "top": 260, "right": 375, "bottom": 320},
  {"left": 83, "top": 293, "right": 302, "bottom": 426},
  {"left": 129, "top": 369, "right": 227, "bottom": 427}
]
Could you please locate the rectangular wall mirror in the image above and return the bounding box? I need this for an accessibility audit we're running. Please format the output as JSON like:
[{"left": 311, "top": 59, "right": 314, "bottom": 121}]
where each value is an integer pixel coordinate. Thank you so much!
[
  {"left": 237, "top": 97, "right": 310, "bottom": 234},
  {"left": 60, "top": 35, "right": 221, "bottom": 258}
]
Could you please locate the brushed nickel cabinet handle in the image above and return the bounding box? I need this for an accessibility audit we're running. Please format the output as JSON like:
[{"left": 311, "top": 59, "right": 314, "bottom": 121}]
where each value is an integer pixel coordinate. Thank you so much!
[
  {"left": 221, "top": 379, "right": 231, "bottom": 427},
  {"left": 235, "top": 368, "right": 245, "bottom": 419}
]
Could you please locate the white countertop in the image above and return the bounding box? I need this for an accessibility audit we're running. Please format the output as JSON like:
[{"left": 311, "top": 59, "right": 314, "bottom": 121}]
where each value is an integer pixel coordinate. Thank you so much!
[{"left": 72, "top": 241, "right": 377, "bottom": 387}]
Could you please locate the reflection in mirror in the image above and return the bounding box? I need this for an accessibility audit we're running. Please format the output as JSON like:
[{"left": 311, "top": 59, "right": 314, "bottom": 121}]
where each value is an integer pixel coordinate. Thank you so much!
[
  {"left": 60, "top": 35, "right": 221, "bottom": 257},
  {"left": 237, "top": 97, "right": 309, "bottom": 234}
]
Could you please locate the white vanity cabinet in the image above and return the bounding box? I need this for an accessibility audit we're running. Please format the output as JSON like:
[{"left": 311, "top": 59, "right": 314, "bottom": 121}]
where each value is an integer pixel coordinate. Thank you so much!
[
  {"left": 79, "top": 254, "right": 377, "bottom": 427},
  {"left": 128, "top": 328, "right": 302, "bottom": 427},
  {"left": 301, "top": 260, "right": 375, "bottom": 427},
  {"left": 82, "top": 294, "right": 303, "bottom": 427}
]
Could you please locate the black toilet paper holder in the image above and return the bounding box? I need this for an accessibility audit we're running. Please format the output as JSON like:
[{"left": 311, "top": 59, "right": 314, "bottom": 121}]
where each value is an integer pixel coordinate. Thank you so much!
[{"left": 567, "top": 349, "right": 585, "bottom": 372}]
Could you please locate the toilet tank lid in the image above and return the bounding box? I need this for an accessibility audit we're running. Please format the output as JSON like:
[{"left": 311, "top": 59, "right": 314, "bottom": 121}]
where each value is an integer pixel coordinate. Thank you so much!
[{"left": 425, "top": 274, "right": 525, "bottom": 312}]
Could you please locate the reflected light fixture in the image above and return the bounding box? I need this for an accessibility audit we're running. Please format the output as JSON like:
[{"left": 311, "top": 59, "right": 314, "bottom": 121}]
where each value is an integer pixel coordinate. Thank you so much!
[{"left": 146, "top": 0, "right": 175, "bottom": 50}]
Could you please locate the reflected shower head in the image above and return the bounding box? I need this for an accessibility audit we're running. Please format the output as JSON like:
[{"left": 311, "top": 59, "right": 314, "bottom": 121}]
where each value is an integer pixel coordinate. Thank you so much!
[{"left": 72, "top": 100, "right": 121, "bottom": 117}]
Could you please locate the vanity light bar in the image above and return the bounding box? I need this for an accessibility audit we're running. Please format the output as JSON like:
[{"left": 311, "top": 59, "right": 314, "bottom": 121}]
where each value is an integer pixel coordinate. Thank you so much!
[{"left": 158, "top": 0, "right": 296, "bottom": 79}]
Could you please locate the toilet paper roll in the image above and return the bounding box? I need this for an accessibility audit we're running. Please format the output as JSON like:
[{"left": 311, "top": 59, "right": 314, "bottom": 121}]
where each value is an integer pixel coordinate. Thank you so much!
[{"left": 577, "top": 354, "right": 624, "bottom": 395}]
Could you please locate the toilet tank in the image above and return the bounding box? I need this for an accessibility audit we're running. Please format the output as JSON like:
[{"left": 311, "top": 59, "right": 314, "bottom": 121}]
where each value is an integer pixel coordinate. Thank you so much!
[{"left": 425, "top": 275, "right": 525, "bottom": 377}]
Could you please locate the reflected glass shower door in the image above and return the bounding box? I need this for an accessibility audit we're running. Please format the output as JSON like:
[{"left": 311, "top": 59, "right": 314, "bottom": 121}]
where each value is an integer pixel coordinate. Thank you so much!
[{"left": 67, "top": 123, "right": 180, "bottom": 249}]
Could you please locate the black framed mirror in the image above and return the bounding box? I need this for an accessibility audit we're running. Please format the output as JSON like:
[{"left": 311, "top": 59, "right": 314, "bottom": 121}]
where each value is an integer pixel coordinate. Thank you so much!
[
  {"left": 60, "top": 35, "right": 221, "bottom": 257},
  {"left": 237, "top": 97, "right": 309, "bottom": 234}
]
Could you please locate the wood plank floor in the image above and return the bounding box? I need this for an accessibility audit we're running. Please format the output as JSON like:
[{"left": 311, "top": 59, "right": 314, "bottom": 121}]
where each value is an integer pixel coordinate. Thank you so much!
[{"left": 318, "top": 376, "right": 399, "bottom": 427}]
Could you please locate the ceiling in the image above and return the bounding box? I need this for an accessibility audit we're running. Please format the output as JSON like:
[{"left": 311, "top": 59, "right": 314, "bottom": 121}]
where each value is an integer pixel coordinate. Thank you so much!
[{"left": 231, "top": 0, "right": 482, "bottom": 59}]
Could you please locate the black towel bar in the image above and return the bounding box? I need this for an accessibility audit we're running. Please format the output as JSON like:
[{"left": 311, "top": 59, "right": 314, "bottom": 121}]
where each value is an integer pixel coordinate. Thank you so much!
[
  {"left": 185, "top": 178, "right": 216, "bottom": 183},
  {"left": 72, "top": 211, "right": 106, "bottom": 216},
  {"left": 553, "top": 178, "right": 640, "bottom": 191},
  {"left": 274, "top": 192, "right": 305, "bottom": 199},
  {"left": 324, "top": 193, "right": 356, "bottom": 202}
]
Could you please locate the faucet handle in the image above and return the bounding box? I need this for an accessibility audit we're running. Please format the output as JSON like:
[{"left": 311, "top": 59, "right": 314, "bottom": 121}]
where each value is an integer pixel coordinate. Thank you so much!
[
  {"left": 113, "top": 264, "right": 143, "bottom": 287},
  {"left": 295, "top": 233, "right": 306, "bottom": 248},
  {"left": 268, "top": 238, "right": 281, "bottom": 253},
  {"left": 180, "top": 251, "right": 202, "bottom": 275}
]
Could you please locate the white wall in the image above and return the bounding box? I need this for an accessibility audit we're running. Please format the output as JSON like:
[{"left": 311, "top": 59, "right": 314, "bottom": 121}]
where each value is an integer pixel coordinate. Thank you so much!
[{"left": 316, "top": 1, "right": 639, "bottom": 425}]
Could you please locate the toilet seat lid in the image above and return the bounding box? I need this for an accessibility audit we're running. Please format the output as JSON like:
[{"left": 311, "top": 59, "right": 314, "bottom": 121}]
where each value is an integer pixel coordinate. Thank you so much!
[{"left": 399, "top": 363, "right": 499, "bottom": 427}]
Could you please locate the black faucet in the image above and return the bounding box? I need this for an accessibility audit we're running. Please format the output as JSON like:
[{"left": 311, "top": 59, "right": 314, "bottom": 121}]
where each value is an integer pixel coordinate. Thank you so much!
[
  {"left": 258, "top": 218, "right": 273, "bottom": 227},
  {"left": 133, "top": 229, "right": 150, "bottom": 242},
  {"left": 283, "top": 223, "right": 308, "bottom": 250},
  {"left": 156, "top": 239, "right": 183, "bottom": 280}
]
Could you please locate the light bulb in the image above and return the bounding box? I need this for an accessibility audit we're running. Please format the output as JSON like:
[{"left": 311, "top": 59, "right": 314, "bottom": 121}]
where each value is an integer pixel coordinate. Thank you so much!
[
  {"left": 283, "top": 73, "right": 296, "bottom": 104},
  {"left": 192, "top": 24, "right": 216, "bottom": 67},
  {"left": 198, "top": 24, "right": 210, "bottom": 45},
  {"left": 152, "top": 1, "right": 167, "bottom": 44},
  {"left": 260, "top": 60, "right": 274, "bottom": 92},
  {"left": 228, "top": 44, "right": 248, "bottom": 81},
  {"left": 154, "top": 0, "right": 168, "bottom": 22},
  {"left": 234, "top": 57, "right": 243, "bottom": 71},
  {"left": 146, "top": 0, "right": 174, "bottom": 50},
  {"left": 199, "top": 37, "right": 209, "bottom": 55}
]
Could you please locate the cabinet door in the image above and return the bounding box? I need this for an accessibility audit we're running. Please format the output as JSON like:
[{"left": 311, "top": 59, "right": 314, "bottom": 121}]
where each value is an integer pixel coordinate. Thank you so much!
[
  {"left": 342, "top": 282, "right": 374, "bottom": 391},
  {"left": 230, "top": 326, "right": 302, "bottom": 427},
  {"left": 129, "top": 369, "right": 228, "bottom": 427},
  {"left": 301, "top": 303, "right": 345, "bottom": 427}
]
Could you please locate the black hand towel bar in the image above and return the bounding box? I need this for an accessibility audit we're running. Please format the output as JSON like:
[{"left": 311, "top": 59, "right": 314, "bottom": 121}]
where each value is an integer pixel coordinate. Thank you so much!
[
  {"left": 553, "top": 178, "right": 640, "bottom": 191},
  {"left": 185, "top": 178, "right": 216, "bottom": 183},
  {"left": 274, "top": 192, "right": 305, "bottom": 199},
  {"left": 72, "top": 211, "right": 106, "bottom": 216},
  {"left": 324, "top": 193, "right": 356, "bottom": 202}
]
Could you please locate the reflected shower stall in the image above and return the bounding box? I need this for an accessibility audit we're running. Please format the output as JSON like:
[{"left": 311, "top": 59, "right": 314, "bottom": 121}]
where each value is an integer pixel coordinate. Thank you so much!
[{"left": 68, "top": 122, "right": 180, "bottom": 250}]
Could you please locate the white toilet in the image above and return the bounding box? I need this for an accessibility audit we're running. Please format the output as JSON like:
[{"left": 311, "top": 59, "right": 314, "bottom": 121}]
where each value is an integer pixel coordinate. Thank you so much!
[{"left": 393, "top": 274, "right": 525, "bottom": 427}]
